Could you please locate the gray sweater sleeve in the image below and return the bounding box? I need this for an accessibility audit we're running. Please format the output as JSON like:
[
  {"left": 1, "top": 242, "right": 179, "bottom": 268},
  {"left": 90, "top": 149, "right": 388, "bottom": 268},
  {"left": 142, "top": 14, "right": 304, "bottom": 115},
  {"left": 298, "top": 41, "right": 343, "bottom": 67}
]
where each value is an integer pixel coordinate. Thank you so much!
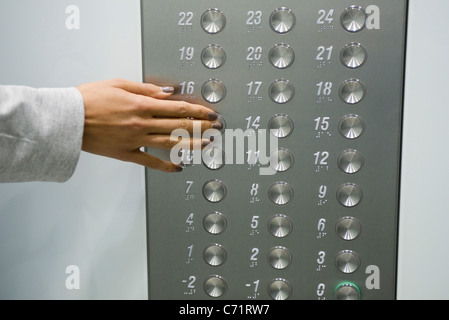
[{"left": 0, "top": 85, "right": 85, "bottom": 183}]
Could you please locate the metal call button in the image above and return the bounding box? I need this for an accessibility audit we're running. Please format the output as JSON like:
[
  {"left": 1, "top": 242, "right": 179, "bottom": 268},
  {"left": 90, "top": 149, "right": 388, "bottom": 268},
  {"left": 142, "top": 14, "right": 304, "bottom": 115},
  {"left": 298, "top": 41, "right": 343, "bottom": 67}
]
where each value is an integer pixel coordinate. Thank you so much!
[
  {"left": 203, "top": 146, "right": 225, "bottom": 170},
  {"left": 335, "top": 250, "right": 361, "bottom": 274},
  {"left": 270, "top": 148, "right": 294, "bottom": 172},
  {"left": 336, "top": 217, "right": 362, "bottom": 241},
  {"left": 268, "top": 114, "right": 294, "bottom": 138},
  {"left": 338, "top": 149, "right": 364, "bottom": 174},
  {"left": 269, "top": 79, "right": 295, "bottom": 104},
  {"left": 270, "top": 8, "right": 296, "bottom": 34},
  {"left": 336, "top": 183, "right": 363, "bottom": 208},
  {"left": 204, "top": 275, "right": 227, "bottom": 298},
  {"left": 203, "top": 212, "right": 227, "bottom": 235},
  {"left": 268, "top": 246, "right": 292, "bottom": 270},
  {"left": 267, "top": 279, "right": 292, "bottom": 300},
  {"left": 339, "top": 115, "right": 365, "bottom": 140},
  {"left": 202, "top": 45, "right": 226, "bottom": 69},
  {"left": 202, "top": 79, "right": 226, "bottom": 104},
  {"left": 335, "top": 283, "right": 361, "bottom": 300},
  {"left": 268, "top": 215, "right": 293, "bottom": 238},
  {"left": 201, "top": 9, "right": 226, "bottom": 34},
  {"left": 269, "top": 44, "right": 295, "bottom": 69},
  {"left": 341, "top": 43, "right": 367, "bottom": 69},
  {"left": 203, "top": 244, "right": 227, "bottom": 267},
  {"left": 203, "top": 180, "right": 227, "bottom": 203},
  {"left": 268, "top": 182, "right": 293, "bottom": 206},
  {"left": 340, "top": 79, "right": 366, "bottom": 105},
  {"left": 341, "top": 6, "right": 366, "bottom": 33}
]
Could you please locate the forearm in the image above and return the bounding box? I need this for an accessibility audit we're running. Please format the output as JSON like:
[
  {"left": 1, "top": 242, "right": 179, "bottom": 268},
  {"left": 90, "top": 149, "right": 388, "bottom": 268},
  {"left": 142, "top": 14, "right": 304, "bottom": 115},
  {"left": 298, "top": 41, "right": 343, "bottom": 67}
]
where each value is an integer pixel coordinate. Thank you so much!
[{"left": 0, "top": 85, "right": 85, "bottom": 183}]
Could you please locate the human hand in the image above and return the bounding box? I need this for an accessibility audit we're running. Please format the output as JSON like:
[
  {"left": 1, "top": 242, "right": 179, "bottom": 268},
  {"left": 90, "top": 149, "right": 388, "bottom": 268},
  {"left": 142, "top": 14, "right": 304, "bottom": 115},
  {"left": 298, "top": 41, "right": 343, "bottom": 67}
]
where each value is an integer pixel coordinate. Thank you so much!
[{"left": 77, "top": 79, "right": 221, "bottom": 172}]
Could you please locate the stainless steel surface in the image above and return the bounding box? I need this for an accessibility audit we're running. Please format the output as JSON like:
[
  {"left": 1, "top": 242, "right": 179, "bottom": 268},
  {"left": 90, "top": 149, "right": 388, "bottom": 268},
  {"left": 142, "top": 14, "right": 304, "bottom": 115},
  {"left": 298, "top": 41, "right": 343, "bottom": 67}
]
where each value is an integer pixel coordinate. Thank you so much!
[
  {"left": 270, "top": 148, "right": 294, "bottom": 172},
  {"left": 201, "top": 9, "right": 226, "bottom": 34},
  {"left": 267, "top": 279, "right": 292, "bottom": 300},
  {"left": 267, "top": 214, "right": 293, "bottom": 238},
  {"left": 269, "top": 44, "right": 295, "bottom": 69},
  {"left": 203, "top": 146, "right": 225, "bottom": 170},
  {"left": 201, "top": 79, "right": 226, "bottom": 104},
  {"left": 336, "top": 217, "right": 362, "bottom": 241},
  {"left": 267, "top": 247, "right": 292, "bottom": 270},
  {"left": 335, "top": 283, "right": 361, "bottom": 300},
  {"left": 204, "top": 276, "right": 227, "bottom": 298},
  {"left": 338, "top": 114, "right": 365, "bottom": 140},
  {"left": 269, "top": 7, "right": 296, "bottom": 34},
  {"left": 341, "top": 6, "right": 366, "bottom": 33},
  {"left": 335, "top": 250, "right": 361, "bottom": 274},
  {"left": 337, "top": 149, "right": 364, "bottom": 174},
  {"left": 336, "top": 183, "right": 363, "bottom": 208},
  {"left": 268, "top": 182, "right": 293, "bottom": 206},
  {"left": 201, "top": 45, "right": 226, "bottom": 70},
  {"left": 203, "top": 212, "right": 227, "bottom": 235},
  {"left": 143, "top": 0, "right": 407, "bottom": 300},
  {"left": 203, "top": 179, "right": 227, "bottom": 203},
  {"left": 268, "top": 114, "right": 294, "bottom": 139},
  {"left": 203, "top": 244, "right": 227, "bottom": 267},
  {"left": 339, "top": 79, "right": 366, "bottom": 105},
  {"left": 341, "top": 43, "right": 367, "bottom": 69},
  {"left": 268, "top": 79, "right": 295, "bottom": 104}
]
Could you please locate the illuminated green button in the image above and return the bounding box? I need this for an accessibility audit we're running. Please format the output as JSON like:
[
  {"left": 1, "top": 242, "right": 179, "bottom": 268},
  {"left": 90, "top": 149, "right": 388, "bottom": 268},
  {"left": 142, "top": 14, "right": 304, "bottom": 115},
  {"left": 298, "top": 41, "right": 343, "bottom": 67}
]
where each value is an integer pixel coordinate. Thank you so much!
[{"left": 335, "top": 282, "right": 361, "bottom": 300}]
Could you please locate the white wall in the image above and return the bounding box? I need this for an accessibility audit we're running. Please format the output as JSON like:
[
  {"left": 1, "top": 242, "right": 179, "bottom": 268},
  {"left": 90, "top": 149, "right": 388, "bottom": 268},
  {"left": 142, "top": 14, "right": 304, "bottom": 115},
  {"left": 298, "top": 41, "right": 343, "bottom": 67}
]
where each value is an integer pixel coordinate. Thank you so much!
[
  {"left": 0, "top": 0, "right": 147, "bottom": 299},
  {"left": 397, "top": 0, "right": 449, "bottom": 300}
]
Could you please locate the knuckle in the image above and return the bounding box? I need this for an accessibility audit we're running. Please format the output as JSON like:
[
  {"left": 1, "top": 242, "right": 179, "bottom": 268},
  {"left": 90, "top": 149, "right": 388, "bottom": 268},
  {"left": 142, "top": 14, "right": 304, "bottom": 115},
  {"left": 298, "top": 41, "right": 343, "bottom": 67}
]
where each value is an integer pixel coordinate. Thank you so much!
[
  {"left": 132, "top": 95, "right": 148, "bottom": 112},
  {"left": 164, "top": 137, "right": 175, "bottom": 149},
  {"left": 177, "top": 102, "right": 189, "bottom": 117},
  {"left": 178, "top": 119, "right": 190, "bottom": 130},
  {"left": 127, "top": 117, "right": 145, "bottom": 131}
]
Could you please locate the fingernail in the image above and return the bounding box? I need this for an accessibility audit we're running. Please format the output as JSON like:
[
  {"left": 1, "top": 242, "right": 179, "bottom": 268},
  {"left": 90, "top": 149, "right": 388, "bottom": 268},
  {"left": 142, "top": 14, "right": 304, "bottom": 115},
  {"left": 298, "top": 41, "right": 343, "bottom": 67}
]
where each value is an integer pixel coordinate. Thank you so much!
[
  {"left": 208, "top": 112, "right": 219, "bottom": 120},
  {"left": 174, "top": 166, "right": 183, "bottom": 172},
  {"left": 212, "top": 122, "right": 223, "bottom": 130},
  {"left": 162, "top": 86, "right": 175, "bottom": 93}
]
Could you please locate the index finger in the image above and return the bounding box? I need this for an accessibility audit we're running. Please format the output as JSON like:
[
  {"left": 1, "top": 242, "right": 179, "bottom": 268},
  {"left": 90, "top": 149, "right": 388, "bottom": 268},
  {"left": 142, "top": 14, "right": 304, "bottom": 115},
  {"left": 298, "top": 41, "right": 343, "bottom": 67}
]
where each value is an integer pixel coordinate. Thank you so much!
[{"left": 143, "top": 98, "right": 219, "bottom": 120}]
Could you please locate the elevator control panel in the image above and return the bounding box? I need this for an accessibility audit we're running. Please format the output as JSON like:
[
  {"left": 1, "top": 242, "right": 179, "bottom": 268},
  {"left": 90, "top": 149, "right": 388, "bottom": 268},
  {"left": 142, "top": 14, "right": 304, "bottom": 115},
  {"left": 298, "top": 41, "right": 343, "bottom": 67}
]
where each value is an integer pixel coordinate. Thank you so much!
[{"left": 142, "top": 0, "right": 407, "bottom": 300}]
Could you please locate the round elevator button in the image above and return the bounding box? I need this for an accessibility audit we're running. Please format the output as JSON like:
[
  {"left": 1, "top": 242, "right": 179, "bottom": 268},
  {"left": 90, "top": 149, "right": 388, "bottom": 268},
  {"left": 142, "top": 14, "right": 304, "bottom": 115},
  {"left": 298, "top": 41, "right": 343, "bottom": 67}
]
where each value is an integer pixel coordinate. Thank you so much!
[
  {"left": 339, "top": 79, "right": 366, "bottom": 105},
  {"left": 269, "top": 44, "right": 295, "bottom": 69},
  {"left": 202, "top": 146, "right": 225, "bottom": 170},
  {"left": 268, "top": 114, "right": 294, "bottom": 138},
  {"left": 341, "top": 43, "right": 367, "bottom": 69},
  {"left": 338, "top": 149, "right": 364, "bottom": 174},
  {"left": 203, "top": 180, "right": 227, "bottom": 203},
  {"left": 341, "top": 6, "right": 366, "bottom": 33},
  {"left": 202, "top": 79, "right": 226, "bottom": 104},
  {"left": 336, "top": 217, "right": 362, "bottom": 241},
  {"left": 203, "top": 244, "right": 227, "bottom": 267},
  {"left": 335, "top": 250, "right": 361, "bottom": 274},
  {"left": 203, "top": 212, "right": 227, "bottom": 235},
  {"left": 204, "top": 275, "right": 227, "bottom": 298},
  {"left": 268, "top": 246, "right": 292, "bottom": 270},
  {"left": 268, "top": 214, "right": 293, "bottom": 238},
  {"left": 268, "top": 182, "right": 293, "bottom": 206},
  {"left": 336, "top": 183, "right": 362, "bottom": 207},
  {"left": 201, "top": 45, "right": 226, "bottom": 69},
  {"left": 201, "top": 9, "right": 226, "bottom": 34},
  {"left": 335, "top": 283, "right": 361, "bottom": 300},
  {"left": 270, "top": 148, "right": 294, "bottom": 172},
  {"left": 270, "top": 8, "right": 296, "bottom": 34},
  {"left": 339, "top": 115, "right": 365, "bottom": 140},
  {"left": 269, "top": 79, "right": 295, "bottom": 104},
  {"left": 267, "top": 279, "right": 292, "bottom": 300}
]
